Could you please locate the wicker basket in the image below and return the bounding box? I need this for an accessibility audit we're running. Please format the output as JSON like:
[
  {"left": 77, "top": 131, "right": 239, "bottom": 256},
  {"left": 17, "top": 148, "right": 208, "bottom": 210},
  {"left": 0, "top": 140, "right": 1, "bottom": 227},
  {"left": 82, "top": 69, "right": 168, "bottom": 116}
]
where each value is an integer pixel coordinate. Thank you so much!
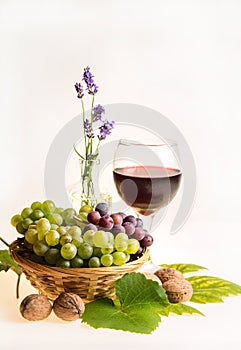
[{"left": 10, "top": 239, "right": 149, "bottom": 303}]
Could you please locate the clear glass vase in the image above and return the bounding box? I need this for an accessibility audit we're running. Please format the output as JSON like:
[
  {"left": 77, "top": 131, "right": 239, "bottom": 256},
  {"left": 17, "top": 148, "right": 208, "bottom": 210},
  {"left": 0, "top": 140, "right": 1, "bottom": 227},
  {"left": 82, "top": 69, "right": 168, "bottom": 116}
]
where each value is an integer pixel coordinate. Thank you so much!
[
  {"left": 67, "top": 159, "right": 112, "bottom": 212},
  {"left": 79, "top": 159, "right": 100, "bottom": 208}
]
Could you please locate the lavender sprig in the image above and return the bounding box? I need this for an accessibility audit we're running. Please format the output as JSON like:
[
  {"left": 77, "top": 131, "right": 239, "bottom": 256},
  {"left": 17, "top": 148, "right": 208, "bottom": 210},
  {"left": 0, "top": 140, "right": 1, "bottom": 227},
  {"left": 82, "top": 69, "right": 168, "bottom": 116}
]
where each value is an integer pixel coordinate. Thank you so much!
[
  {"left": 92, "top": 104, "right": 105, "bottom": 122},
  {"left": 84, "top": 119, "right": 94, "bottom": 138},
  {"left": 98, "top": 120, "right": 115, "bottom": 140},
  {"left": 83, "top": 66, "right": 98, "bottom": 95},
  {"left": 74, "top": 82, "right": 84, "bottom": 99},
  {"left": 74, "top": 66, "right": 114, "bottom": 161}
]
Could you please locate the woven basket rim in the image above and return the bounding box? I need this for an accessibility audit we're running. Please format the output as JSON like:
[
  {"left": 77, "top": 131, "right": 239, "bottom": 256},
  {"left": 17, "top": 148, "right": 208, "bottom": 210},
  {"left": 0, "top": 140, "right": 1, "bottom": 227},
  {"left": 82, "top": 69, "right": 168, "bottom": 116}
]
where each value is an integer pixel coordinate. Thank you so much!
[{"left": 9, "top": 239, "right": 149, "bottom": 277}]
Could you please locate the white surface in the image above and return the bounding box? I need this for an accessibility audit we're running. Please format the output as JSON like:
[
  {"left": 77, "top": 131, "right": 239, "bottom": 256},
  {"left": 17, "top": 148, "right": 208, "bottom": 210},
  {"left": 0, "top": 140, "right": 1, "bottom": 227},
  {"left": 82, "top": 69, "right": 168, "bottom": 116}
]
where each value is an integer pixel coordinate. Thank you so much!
[{"left": 1, "top": 0, "right": 241, "bottom": 349}]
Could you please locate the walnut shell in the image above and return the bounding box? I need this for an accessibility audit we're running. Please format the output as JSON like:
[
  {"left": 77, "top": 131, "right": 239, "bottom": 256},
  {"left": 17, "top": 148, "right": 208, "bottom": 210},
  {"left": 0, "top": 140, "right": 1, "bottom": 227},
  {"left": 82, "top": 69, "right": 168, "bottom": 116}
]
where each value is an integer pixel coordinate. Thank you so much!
[
  {"left": 20, "top": 294, "right": 52, "bottom": 321},
  {"left": 162, "top": 279, "right": 193, "bottom": 303},
  {"left": 154, "top": 268, "right": 184, "bottom": 283},
  {"left": 53, "top": 292, "right": 85, "bottom": 321},
  {"left": 142, "top": 272, "right": 162, "bottom": 284}
]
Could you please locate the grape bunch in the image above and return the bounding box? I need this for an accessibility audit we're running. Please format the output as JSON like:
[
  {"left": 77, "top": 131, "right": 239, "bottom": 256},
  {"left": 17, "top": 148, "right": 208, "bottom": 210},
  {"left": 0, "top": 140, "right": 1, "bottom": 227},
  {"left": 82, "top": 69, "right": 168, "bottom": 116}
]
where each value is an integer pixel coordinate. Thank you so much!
[
  {"left": 11, "top": 200, "right": 77, "bottom": 235},
  {"left": 79, "top": 202, "right": 154, "bottom": 257},
  {"left": 11, "top": 200, "right": 153, "bottom": 268}
]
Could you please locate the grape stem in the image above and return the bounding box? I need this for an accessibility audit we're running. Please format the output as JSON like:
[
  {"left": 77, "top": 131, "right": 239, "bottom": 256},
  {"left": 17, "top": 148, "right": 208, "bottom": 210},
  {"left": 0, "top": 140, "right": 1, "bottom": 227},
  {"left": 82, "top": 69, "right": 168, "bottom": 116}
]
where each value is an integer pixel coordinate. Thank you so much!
[
  {"left": 0, "top": 236, "right": 21, "bottom": 298},
  {"left": 0, "top": 236, "right": 10, "bottom": 247},
  {"left": 16, "top": 274, "right": 21, "bottom": 299}
]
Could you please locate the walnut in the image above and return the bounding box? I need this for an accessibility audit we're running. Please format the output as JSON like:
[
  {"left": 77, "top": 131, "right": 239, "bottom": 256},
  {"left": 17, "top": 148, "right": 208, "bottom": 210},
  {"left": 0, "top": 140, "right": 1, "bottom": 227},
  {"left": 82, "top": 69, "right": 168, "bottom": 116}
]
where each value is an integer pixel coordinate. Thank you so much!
[
  {"left": 154, "top": 268, "right": 184, "bottom": 283},
  {"left": 53, "top": 292, "right": 85, "bottom": 321},
  {"left": 20, "top": 294, "right": 52, "bottom": 321},
  {"left": 142, "top": 272, "right": 162, "bottom": 284},
  {"left": 162, "top": 279, "right": 193, "bottom": 303}
]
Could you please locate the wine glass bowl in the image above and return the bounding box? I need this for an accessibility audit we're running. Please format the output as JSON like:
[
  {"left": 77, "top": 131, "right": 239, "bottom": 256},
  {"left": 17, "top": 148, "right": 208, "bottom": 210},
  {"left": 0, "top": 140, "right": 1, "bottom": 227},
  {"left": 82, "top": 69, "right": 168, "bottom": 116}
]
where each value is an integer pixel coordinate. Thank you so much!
[{"left": 113, "top": 139, "right": 182, "bottom": 230}]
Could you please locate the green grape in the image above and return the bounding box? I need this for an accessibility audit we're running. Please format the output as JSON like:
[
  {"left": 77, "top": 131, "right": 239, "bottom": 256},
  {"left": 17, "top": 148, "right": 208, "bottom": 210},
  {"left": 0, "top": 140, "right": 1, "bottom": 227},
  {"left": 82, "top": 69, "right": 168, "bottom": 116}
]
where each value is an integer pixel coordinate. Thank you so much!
[
  {"left": 41, "top": 200, "right": 56, "bottom": 214},
  {"left": 93, "top": 231, "right": 114, "bottom": 248},
  {"left": 29, "top": 253, "right": 44, "bottom": 264},
  {"left": 79, "top": 204, "right": 93, "bottom": 214},
  {"left": 125, "top": 238, "right": 140, "bottom": 254},
  {"left": 114, "top": 233, "right": 128, "bottom": 243},
  {"left": 101, "top": 247, "right": 114, "bottom": 254},
  {"left": 30, "top": 209, "right": 44, "bottom": 221},
  {"left": 93, "top": 230, "right": 107, "bottom": 247},
  {"left": 25, "top": 228, "right": 38, "bottom": 245},
  {"left": 44, "top": 248, "right": 61, "bottom": 265},
  {"left": 72, "top": 236, "right": 83, "bottom": 248},
  {"left": 77, "top": 243, "right": 93, "bottom": 259},
  {"left": 78, "top": 211, "right": 88, "bottom": 222},
  {"left": 83, "top": 230, "right": 95, "bottom": 245},
  {"left": 67, "top": 226, "right": 82, "bottom": 237},
  {"left": 115, "top": 240, "right": 128, "bottom": 252},
  {"left": 65, "top": 217, "right": 76, "bottom": 226},
  {"left": 36, "top": 218, "right": 51, "bottom": 232},
  {"left": 71, "top": 256, "right": 84, "bottom": 268},
  {"left": 56, "top": 258, "right": 71, "bottom": 268},
  {"left": 101, "top": 254, "right": 113, "bottom": 267},
  {"left": 21, "top": 207, "right": 33, "bottom": 219},
  {"left": 10, "top": 214, "right": 22, "bottom": 227},
  {"left": 106, "top": 232, "right": 114, "bottom": 246},
  {"left": 62, "top": 208, "right": 76, "bottom": 225},
  {"left": 70, "top": 231, "right": 82, "bottom": 241},
  {"left": 47, "top": 213, "right": 63, "bottom": 226},
  {"left": 54, "top": 207, "right": 64, "bottom": 215},
  {"left": 59, "top": 234, "right": 73, "bottom": 246},
  {"left": 92, "top": 247, "right": 102, "bottom": 258},
  {"left": 16, "top": 221, "right": 27, "bottom": 235},
  {"left": 23, "top": 239, "right": 33, "bottom": 250},
  {"left": 33, "top": 240, "right": 49, "bottom": 256},
  {"left": 60, "top": 243, "right": 77, "bottom": 260},
  {"left": 62, "top": 208, "right": 76, "bottom": 218},
  {"left": 88, "top": 256, "right": 101, "bottom": 268},
  {"left": 22, "top": 217, "right": 33, "bottom": 229},
  {"left": 112, "top": 251, "right": 127, "bottom": 266},
  {"left": 50, "top": 224, "right": 59, "bottom": 230},
  {"left": 124, "top": 252, "right": 130, "bottom": 263},
  {"left": 57, "top": 226, "right": 67, "bottom": 236},
  {"left": 37, "top": 230, "right": 46, "bottom": 241},
  {"left": 31, "top": 201, "right": 42, "bottom": 210},
  {"left": 45, "top": 230, "right": 60, "bottom": 246}
]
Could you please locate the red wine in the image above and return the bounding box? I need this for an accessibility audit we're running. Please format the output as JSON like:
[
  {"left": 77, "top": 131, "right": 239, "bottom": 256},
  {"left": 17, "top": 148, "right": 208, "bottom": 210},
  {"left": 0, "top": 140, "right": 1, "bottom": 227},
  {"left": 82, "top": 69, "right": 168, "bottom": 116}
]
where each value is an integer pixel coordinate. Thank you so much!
[{"left": 113, "top": 166, "right": 182, "bottom": 216}]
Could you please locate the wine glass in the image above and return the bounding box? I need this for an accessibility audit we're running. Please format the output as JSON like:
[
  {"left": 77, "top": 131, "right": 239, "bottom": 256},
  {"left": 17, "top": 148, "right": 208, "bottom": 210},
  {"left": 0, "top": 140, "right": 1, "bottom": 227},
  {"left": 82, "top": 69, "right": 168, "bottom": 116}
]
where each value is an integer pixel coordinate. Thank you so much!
[{"left": 113, "top": 139, "right": 182, "bottom": 232}]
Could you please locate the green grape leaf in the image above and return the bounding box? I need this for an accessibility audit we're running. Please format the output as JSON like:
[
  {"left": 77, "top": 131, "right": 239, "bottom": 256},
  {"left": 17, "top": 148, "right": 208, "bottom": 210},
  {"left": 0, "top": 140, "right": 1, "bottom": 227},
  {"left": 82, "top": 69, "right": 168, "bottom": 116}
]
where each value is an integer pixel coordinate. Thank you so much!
[
  {"left": 82, "top": 298, "right": 162, "bottom": 334},
  {"left": 160, "top": 263, "right": 208, "bottom": 274},
  {"left": 0, "top": 250, "right": 21, "bottom": 275},
  {"left": 187, "top": 275, "right": 241, "bottom": 304},
  {"left": 82, "top": 272, "right": 170, "bottom": 334},
  {"left": 167, "top": 303, "right": 205, "bottom": 316}
]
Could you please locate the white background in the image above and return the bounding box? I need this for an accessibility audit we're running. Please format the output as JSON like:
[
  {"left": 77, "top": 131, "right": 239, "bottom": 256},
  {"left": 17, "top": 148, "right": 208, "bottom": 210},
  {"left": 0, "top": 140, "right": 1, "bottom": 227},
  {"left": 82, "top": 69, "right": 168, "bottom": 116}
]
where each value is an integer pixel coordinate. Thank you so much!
[{"left": 0, "top": 0, "right": 241, "bottom": 349}]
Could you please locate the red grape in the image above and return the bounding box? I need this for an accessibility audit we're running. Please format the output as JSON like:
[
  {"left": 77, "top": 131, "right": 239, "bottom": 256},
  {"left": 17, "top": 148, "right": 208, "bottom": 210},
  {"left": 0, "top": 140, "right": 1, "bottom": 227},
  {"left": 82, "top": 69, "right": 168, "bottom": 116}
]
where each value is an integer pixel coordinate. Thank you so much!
[
  {"left": 110, "top": 213, "right": 123, "bottom": 225},
  {"left": 87, "top": 211, "right": 101, "bottom": 225},
  {"left": 98, "top": 215, "right": 114, "bottom": 230},
  {"left": 140, "top": 234, "right": 153, "bottom": 247}
]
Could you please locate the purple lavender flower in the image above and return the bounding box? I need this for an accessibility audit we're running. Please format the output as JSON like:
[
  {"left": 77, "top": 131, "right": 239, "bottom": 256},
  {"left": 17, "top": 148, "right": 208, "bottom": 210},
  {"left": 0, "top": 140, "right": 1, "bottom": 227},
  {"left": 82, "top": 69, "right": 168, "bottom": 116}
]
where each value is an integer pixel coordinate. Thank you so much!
[
  {"left": 84, "top": 118, "right": 94, "bottom": 138},
  {"left": 74, "top": 82, "right": 84, "bottom": 99},
  {"left": 83, "top": 66, "right": 98, "bottom": 95},
  {"left": 92, "top": 104, "right": 105, "bottom": 122},
  {"left": 98, "top": 120, "right": 115, "bottom": 140}
]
